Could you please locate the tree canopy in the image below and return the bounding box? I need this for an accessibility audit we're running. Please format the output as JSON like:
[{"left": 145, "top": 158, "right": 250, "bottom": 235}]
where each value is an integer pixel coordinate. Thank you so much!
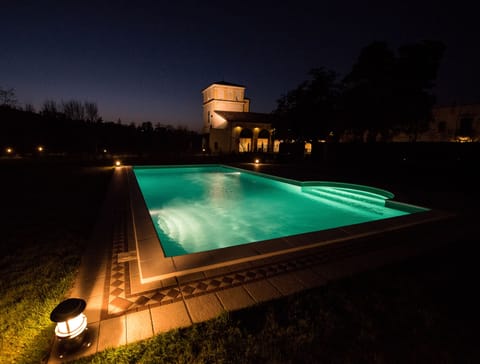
[
  {"left": 0, "top": 87, "right": 17, "bottom": 107},
  {"left": 275, "top": 40, "right": 446, "bottom": 142},
  {"left": 275, "top": 68, "right": 341, "bottom": 141}
]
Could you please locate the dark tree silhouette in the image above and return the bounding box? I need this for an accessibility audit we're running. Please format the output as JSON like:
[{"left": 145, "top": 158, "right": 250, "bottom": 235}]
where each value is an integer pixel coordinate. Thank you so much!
[
  {"left": 1, "top": 98, "right": 201, "bottom": 156},
  {"left": 395, "top": 40, "right": 446, "bottom": 140},
  {"left": 341, "top": 40, "right": 445, "bottom": 141},
  {"left": 24, "top": 103, "right": 35, "bottom": 113},
  {"left": 341, "top": 42, "right": 398, "bottom": 141},
  {"left": 84, "top": 101, "right": 99, "bottom": 122},
  {"left": 41, "top": 99, "right": 58, "bottom": 116},
  {"left": 275, "top": 41, "right": 445, "bottom": 143},
  {"left": 274, "top": 67, "right": 341, "bottom": 141},
  {"left": 0, "top": 87, "right": 17, "bottom": 107},
  {"left": 62, "top": 100, "right": 85, "bottom": 121}
]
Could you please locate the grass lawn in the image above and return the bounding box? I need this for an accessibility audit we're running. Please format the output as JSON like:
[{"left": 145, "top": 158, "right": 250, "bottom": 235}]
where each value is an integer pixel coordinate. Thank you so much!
[
  {"left": 0, "top": 160, "right": 113, "bottom": 364},
  {"left": 69, "top": 239, "right": 479, "bottom": 364},
  {"left": 1, "top": 157, "right": 479, "bottom": 363}
]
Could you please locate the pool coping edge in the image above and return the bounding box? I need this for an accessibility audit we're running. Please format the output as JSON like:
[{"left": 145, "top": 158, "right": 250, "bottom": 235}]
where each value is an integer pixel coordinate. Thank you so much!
[{"left": 125, "top": 166, "right": 454, "bottom": 284}]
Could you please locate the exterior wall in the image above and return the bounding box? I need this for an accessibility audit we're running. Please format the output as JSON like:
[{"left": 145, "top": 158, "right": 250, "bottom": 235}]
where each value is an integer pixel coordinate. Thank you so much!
[
  {"left": 209, "top": 127, "right": 232, "bottom": 153},
  {"left": 231, "top": 123, "right": 271, "bottom": 153},
  {"left": 202, "top": 83, "right": 250, "bottom": 133},
  {"left": 209, "top": 123, "right": 272, "bottom": 153},
  {"left": 420, "top": 104, "right": 480, "bottom": 142},
  {"left": 204, "top": 100, "right": 247, "bottom": 130},
  {"left": 203, "top": 84, "right": 246, "bottom": 103},
  {"left": 202, "top": 82, "right": 272, "bottom": 153}
]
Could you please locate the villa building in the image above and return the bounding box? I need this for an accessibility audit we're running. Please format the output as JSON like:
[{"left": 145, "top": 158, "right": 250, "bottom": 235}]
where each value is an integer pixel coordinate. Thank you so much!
[
  {"left": 202, "top": 81, "right": 276, "bottom": 153},
  {"left": 202, "top": 82, "right": 480, "bottom": 152}
]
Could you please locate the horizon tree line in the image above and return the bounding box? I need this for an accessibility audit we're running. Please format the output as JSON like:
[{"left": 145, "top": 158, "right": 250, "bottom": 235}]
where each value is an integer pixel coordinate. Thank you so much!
[
  {"left": 273, "top": 40, "right": 446, "bottom": 142},
  {"left": 2, "top": 39, "right": 447, "bottom": 153},
  {"left": 0, "top": 91, "right": 201, "bottom": 155}
]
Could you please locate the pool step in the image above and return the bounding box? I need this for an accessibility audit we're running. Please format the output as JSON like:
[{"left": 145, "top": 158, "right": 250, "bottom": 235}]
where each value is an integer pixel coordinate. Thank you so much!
[
  {"left": 329, "top": 187, "right": 388, "bottom": 203},
  {"left": 316, "top": 187, "right": 386, "bottom": 205},
  {"left": 117, "top": 250, "right": 137, "bottom": 263},
  {"left": 302, "top": 187, "right": 386, "bottom": 215}
]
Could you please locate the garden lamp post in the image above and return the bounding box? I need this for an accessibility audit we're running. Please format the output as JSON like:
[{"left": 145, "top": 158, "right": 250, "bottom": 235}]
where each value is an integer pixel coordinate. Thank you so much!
[{"left": 50, "top": 298, "right": 89, "bottom": 357}]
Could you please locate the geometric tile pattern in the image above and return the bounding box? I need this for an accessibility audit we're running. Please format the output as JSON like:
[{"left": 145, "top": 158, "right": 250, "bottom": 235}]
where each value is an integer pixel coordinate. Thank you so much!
[
  {"left": 102, "top": 215, "right": 389, "bottom": 319},
  {"left": 104, "top": 212, "right": 131, "bottom": 317},
  {"left": 97, "top": 168, "right": 403, "bottom": 321}
]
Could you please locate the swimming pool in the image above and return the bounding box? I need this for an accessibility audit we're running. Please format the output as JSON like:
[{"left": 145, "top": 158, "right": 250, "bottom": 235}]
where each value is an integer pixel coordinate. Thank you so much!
[
  {"left": 126, "top": 165, "right": 446, "bottom": 282},
  {"left": 133, "top": 165, "right": 425, "bottom": 257},
  {"left": 123, "top": 165, "right": 452, "bottom": 284}
]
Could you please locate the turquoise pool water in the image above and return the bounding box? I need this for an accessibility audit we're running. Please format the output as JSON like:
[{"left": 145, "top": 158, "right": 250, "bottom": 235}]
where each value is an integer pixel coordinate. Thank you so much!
[{"left": 133, "top": 165, "right": 418, "bottom": 257}]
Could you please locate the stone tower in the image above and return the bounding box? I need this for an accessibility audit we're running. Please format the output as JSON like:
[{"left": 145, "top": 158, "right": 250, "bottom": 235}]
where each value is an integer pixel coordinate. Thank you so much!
[{"left": 201, "top": 81, "right": 250, "bottom": 134}]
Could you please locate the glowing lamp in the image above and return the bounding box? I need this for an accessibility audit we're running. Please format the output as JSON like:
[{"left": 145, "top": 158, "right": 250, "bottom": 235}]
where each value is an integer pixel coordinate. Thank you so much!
[
  {"left": 254, "top": 158, "right": 260, "bottom": 164},
  {"left": 50, "top": 298, "right": 90, "bottom": 358},
  {"left": 37, "top": 146, "right": 44, "bottom": 152},
  {"left": 115, "top": 160, "right": 121, "bottom": 167},
  {"left": 456, "top": 136, "right": 471, "bottom": 143},
  {"left": 6, "top": 147, "right": 13, "bottom": 154},
  {"left": 50, "top": 298, "right": 87, "bottom": 340}
]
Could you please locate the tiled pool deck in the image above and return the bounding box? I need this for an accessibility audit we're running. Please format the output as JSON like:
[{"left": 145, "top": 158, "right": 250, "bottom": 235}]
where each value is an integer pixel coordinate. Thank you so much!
[{"left": 47, "top": 166, "right": 453, "bottom": 363}]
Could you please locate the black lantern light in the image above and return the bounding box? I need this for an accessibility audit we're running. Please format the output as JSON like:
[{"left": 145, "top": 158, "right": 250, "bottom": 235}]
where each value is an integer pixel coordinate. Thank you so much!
[{"left": 50, "top": 298, "right": 89, "bottom": 357}]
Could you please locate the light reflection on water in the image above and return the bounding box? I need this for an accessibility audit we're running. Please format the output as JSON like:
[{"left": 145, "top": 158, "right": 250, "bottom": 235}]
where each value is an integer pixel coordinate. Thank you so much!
[{"left": 134, "top": 166, "right": 408, "bottom": 256}]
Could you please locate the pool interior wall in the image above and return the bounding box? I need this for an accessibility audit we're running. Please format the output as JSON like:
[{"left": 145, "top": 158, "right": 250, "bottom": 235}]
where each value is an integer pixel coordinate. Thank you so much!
[
  {"left": 127, "top": 165, "right": 449, "bottom": 283},
  {"left": 133, "top": 165, "right": 428, "bottom": 257}
]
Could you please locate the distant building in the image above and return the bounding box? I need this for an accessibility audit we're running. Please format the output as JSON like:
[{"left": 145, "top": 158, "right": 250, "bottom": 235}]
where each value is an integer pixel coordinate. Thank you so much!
[
  {"left": 418, "top": 103, "right": 480, "bottom": 142},
  {"left": 373, "top": 103, "right": 480, "bottom": 142},
  {"left": 202, "top": 82, "right": 276, "bottom": 153}
]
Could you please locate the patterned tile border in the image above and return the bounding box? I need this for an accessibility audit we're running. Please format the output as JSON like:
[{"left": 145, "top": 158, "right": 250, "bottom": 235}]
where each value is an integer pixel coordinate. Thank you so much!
[
  {"left": 99, "top": 166, "right": 446, "bottom": 321},
  {"left": 102, "top": 218, "right": 393, "bottom": 320}
]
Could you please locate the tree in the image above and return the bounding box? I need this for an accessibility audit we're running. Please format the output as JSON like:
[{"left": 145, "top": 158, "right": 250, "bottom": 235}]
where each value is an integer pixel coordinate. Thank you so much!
[
  {"left": 41, "top": 99, "right": 58, "bottom": 115},
  {"left": 341, "top": 40, "right": 445, "bottom": 141},
  {"left": 24, "top": 103, "right": 36, "bottom": 113},
  {"left": 0, "top": 87, "right": 17, "bottom": 107},
  {"left": 341, "top": 42, "right": 397, "bottom": 141},
  {"left": 62, "top": 100, "right": 85, "bottom": 120},
  {"left": 274, "top": 67, "right": 341, "bottom": 140},
  {"left": 395, "top": 40, "right": 445, "bottom": 140},
  {"left": 139, "top": 121, "right": 154, "bottom": 133},
  {"left": 84, "top": 101, "right": 99, "bottom": 122}
]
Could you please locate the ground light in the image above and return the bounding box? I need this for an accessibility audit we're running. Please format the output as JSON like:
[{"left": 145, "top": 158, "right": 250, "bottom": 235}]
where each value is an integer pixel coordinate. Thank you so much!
[
  {"left": 37, "top": 146, "right": 44, "bottom": 152},
  {"left": 6, "top": 147, "right": 13, "bottom": 154},
  {"left": 254, "top": 158, "right": 260, "bottom": 164},
  {"left": 115, "top": 160, "right": 121, "bottom": 167},
  {"left": 50, "top": 298, "right": 90, "bottom": 358}
]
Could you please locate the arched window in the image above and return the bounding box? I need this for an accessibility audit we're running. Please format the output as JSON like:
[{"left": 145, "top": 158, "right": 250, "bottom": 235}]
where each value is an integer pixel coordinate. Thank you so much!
[
  {"left": 257, "top": 129, "right": 270, "bottom": 152},
  {"left": 239, "top": 128, "right": 253, "bottom": 138},
  {"left": 239, "top": 128, "right": 253, "bottom": 152}
]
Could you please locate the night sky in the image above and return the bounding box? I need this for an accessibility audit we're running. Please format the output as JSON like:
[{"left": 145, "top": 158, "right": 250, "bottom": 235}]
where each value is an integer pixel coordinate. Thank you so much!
[{"left": 2, "top": 0, "right": 479, "bottom": 131}]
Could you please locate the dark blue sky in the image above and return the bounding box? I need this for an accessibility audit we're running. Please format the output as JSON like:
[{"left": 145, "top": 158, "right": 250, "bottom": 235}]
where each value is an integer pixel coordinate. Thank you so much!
[{"left": 2, "top": 0, "right": 479, "bottom": 131}]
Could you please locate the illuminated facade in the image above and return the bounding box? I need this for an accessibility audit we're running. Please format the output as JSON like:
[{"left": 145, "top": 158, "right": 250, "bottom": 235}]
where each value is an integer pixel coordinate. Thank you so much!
[{"left": 202, "top": 81, "right": 275, "bottom": 153}]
